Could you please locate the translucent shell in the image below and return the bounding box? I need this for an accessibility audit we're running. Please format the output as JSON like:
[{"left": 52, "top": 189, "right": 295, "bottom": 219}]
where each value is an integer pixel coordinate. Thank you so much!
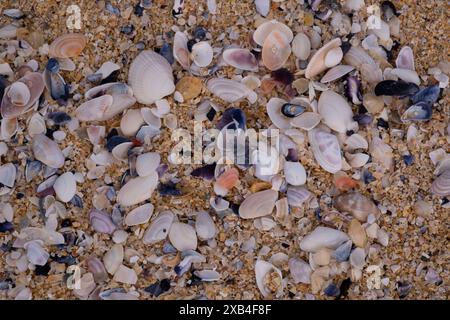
[
  {"left": 262, "top": 30, "right": 292, "bottom": 71},
  {"left": 308, "top": 128, "right": 342, "bottom": 174}
]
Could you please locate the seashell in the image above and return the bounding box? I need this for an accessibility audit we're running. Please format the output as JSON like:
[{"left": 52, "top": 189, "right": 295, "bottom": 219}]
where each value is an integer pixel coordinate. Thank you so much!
[
  {"left": 262, "top": 30, "right": 291, "bottom": 71},
  {"left": 0, "top": 203, "right": 13, "bottom": 222},
  {"left": 411, "top": 85, "right": 440, "bottom": 106},
  {"left": 125, "top": 203, "right": 154, "bottom": 226},
  {"left": 252, "top": 146, "right": 280, "bottom": 179},
  {"left": 175, "top": 76, "right": 203, "bottom": 101},
  {"left": 368, "top": 19, "right": 390, "bottom": 42},
  {"left": 360, "top": 63, "right": 383, "bottom": 84},
  {"left": 324, "top": 47, "right": 343, "bottom": 68},
  {"left": 75, "top": 95, "right": 114, "bottom": 122},
  {"left": 153, "top": 99, "right": 171, "bottom": 117},
  {"left": 431, "top": 170, "right": 450, "bottom": 197},
  {"left": 401, "top": 101, "right": 432, "bottom": 122},
  {"left": 300, "top": 226, "right": 349, "bottom": 253},
  {"left": 86, "top": 256, "right": 108, "bottom": 283},
  {"left": 284, "top": 161, "right": 306, "bottom": 186},
  {"left": 321, "top": 65, "right": 354, "bottom": 83},
  {"left": 136, "top": 152, "right": 161, "bottom": 177},
  {"left": 73, "top": 273, "right": 96, "bottom": 299},
  {"left": 90, "top": 61, "right": 120, "bottom": 81},
  {"left": 113, "top": 265, "right": 137, "bottom": 285},
  {"left": 173, "top": 31, "right": 190, "bottom": 69},
  {"left": 53, "top": 172, "right": 76, "bottom": 202},
  {"left": 334, "top": 192, "right": 379, "bottom": 222},
  {"left": 349, "top": 247, "right": 366, "bottom": 269},
  {"left": 253, "top": 20, "right": 293, "bottom": 46},
  {"left": 346, "top": 152, "right": 369, "bottom": 168},
  {"left": 32, "top": 134, "right": 65, "bottom": 168},
  {"left": 370, "top": 136, "right": 394, "bottom": 171},
  {"left": 143, "top": 210, "right": 174, "bottom": 244},
  {"left": 1, "top": 73, "right": 45, "bottom": 119},
  {"left": 24, "top": 240, "right": 49, "bottom": 266},
  {"left": 374, "top": 80, "right": 419, "bottom": 97},
  {"left": 191, "top": 41, "right": 213, "bottom": 67},
  {"left": 17, "top": 227, "right": 65, "bottom": 246},
  {"left": 281, "top": 103, "right": 305, "bottom": 118},
  {"left": 292, "top": 32, "right": 311, "bottom": 60},
  {"left": 103, "top": 93, "right": 136, "bottom": 120},
  {"left": 210, "top": 196, "right": 229, "bottom": 212},
  {"left": 239, "top": 189, "right": 278, "bottom": 219},
  {"left": 85, "top": 82, "right": 133, "bottom": 100},
  {"left": 289, "top": 258, "right": 312, "bottom": 284},
  {"left": 57, "top": 58, "right": 76, "bottom": 71},
  {"left": 266, "top": 98, "right": 292, "bottom": 129},
  {"left": 120, "top": 109, "right": 144, "bottom": 137},
  {"left": 128, "top": 50, "right": 175, "bottom": 105},
  {"left": 194, "top": 270, "right": 220, "bottom": 282},
  {"left": 195, "top": 211, "right": 217, "bottom": 240},
  {"left": 3, "top": 9, "right": 25, "bottom": 19},
  {"left": 207, "top": 78, "right": 256, "bottom": 103},
  {"left": 390, "top": 68, "right": 420, "bottom": 86},
  {"left": 222, "top": 48, "right": 258, "bottom": 71},
  {"left": 0, "top": 24, "right": 17, "bottom": 39},
  {"left": 305, "top": 38, "right": 341, "bottom": 79},
  {"left": 308, "top": 128, "right": 342, "bottom": 174},
  {"left": 214, "top": 167, "right": 239, "bottom": 196},
  {"left": 318, "top": 90, "right": 356, "bottom": 133},
  {"left": 345, "top": 75, "right": 362, "bottom": 105},
  {"left": 89, "top": 209, "right": 117, "bottom": 234},
  {"left": 344, "top": 134, "right": 368, "bottom": 151},
  {"left": 286, "top": 186, "right": 311, "bottom": 207},
  {"left": 343, "top": 46, "right": 376, "bottom": 68},
  {"left": 136, "top": 125, "right": 160, "bottom": 143},
  {"left": 43, "top": 69, "right": 69, "bottom": 101},
  {"left": 168, "top": 222, "right": 197, "bottom": 251},
  {"left": 0, "top": 163, "right": 16, "bottom": 188},
  {"left": 241, "top": 75, "right": 261, "bottom": 90},
  {"left": 255, "top": 260, "right": 283, "bottom": 298},
  {"left": 49, "top": 33, "right": 87, "bottom": 58},
  {"left": 117, "top": 172, "right": 158, "bottom": 207},
  {"left": 255, "top": 0, "right": 270, "bottom": 16},
  {"left": 0, "top": 118, "right": 17, "bottom": 141},
  {"left": 103, "top": 244, "right": 123, "bottom": 275},
  {"left": 396, "top": 46, "right": 415, "bottom": 71},
  {"left": 290, "top": 112, "right": 321, "bottom": 131},
  {"left": 141, "top": 107, "right": 162, "bottom": 129},
  {"left": 86, "top": 125, "right": 105, "bottom": 145}
]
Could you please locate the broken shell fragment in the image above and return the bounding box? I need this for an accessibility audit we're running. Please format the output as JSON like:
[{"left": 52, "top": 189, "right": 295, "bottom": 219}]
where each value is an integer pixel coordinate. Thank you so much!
[
  {"left": 222, "top": 48, "right": 258, "bottom": 71},
  {"left": 214, "top": 167, "right": 239, "bottom": 196},
  {"left": 401, "top": 101, "right": 432, "bottom": 122},
  {"left": 32, "top": 134, "right": 65, "bottom": 168},
  {"left": 116, "top": 172, "right": 158, "bottom": 207},
  {"left": 255, "top": 260, "right": 283, "bottom": 298},
  {"left": 290, "top": 112, "right": 321, "bottom": 131},
  {"left": 103, "top": 244, "right": 123, "bottom": 275},
  {"left": 168, "top": 222, "right": 197, "bottom": 251},
  {"left": 299, "top": 226, "right": 349, "bottom": 252},
  {"left": 334, "top": 192, "right": 379, "bottom": 222},
  {"left": 396, "top": 46, "right": 415, "bottom": 71},
  {"left": 49, "top": 33, "right": 87, "bottom": 58},
  {"left": 262, "top": 30, "right": 292, "bottom": 71},
  {"left": 239, "top": 189, "right": 278, "bottom": 219}
]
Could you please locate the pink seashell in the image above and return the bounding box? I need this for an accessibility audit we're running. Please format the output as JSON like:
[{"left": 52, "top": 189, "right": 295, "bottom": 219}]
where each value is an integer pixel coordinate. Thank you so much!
[
  {"left": 89, "top": 209, "right": 117, "bottom": 234},
  {"left": 49, "top": 33, "right": 87, "bottom": 59},
  {"left": 214, "top": 167, "right": 239, "bottom": 196},
  {"left": 75, "top": 95, "right": 114, "bottom": 122},
  {"left": 222, "top": 48, "right": 258, "bottom": 71},
  {"left": 86, "top": 256, "right": 108, "bottom": 283},
  {"left": 262, "top": 30, "right": 291, "bottom": 71},
  {"left": 334, "top": 192, "right": 380, "bottom": 222},
  {"left": 253, "top": 20, "right": 293, "bottom": 46},
  {"left": 173, "top": 31, "right": 190, "bottom": 69},
  {"left": 396, "top": 46, "right": 415, "bottom": 71}
]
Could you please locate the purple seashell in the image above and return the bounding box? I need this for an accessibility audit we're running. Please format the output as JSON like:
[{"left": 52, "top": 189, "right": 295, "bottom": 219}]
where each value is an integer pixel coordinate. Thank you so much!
[
  {"left": 156, "top": 163, "right": 169, "bottom": 178},
  {"left": 191, "top": 163, "right": 216, "bottom": 181},
  {"left": 353, "top": 114, "right": 373, "bottom": 126},
  {"left": 309, "top": 0, "right": 322, "bottom": 11},
  {"left": 287, "top": 186, "right": 312, "bottom": 207},
  {"left": 286, "top": 149, "right": 299, "bottom": 162},
  {"left": 216, "top": 108, "right": 246, "bottom": 130},
  {"left": 345, "top": 76, "right": 362, "bottom": 105},
  {"left": 89, "top": 209, "right": 117, "bottom": 234},
  {"left": 86, "top": 256, "right": 108, "bottom": 283},
  {"left": 410, "top": 85, "right": 440, "bottom": 105}
]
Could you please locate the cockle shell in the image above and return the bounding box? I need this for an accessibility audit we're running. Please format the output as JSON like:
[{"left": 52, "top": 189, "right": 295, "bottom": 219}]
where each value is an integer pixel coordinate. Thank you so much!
[
  {"left": 290, "top": 112, "right": 322, "bottom": 131},
  {"left": 253, "top": 20, "right": 293, "bottom": 46},
  {"left": 431, "top": 170, "right": 450, "bottom": 197},
  {"left": 334, "top": 192, "right": 379, "bottom": 222},
  {"left": 53, "top": 172, "right": 76, "bottom": 202},
  {"left": 207, "top": 78, "right": 256, "bottom": 103},
  {"left": 222, "top": 48, "right": 258, "bottom": 71},
  {"left": 191, "top": 41, "right": 213, "bottom": 67},
  {"left": 124, "top": 203, "right": 154, "bottom": 226},
  {"left": 169, "top": 222, "right": 197, "bottom": 251},
  {"left": 308, "top": 128, "right": 342, "bottom": 174},
  {"left": 173, "top": 31, "right": 190, "bottom": 69},
  {"left": 116, "top": 172, "right": 158, "bottom": 207},
  {"left": 49, "top": 33, "right": 87, "bottom": 58},
  {"left": 396, "top": 46, "right": 415, "bottom": 71},
  {"left": 262, "top": 30, "right": 292, "bottom": 71},
  {"left": 255, "top": 260, "right": 283, "bottom": 298},
  {"left": 239, "top": 189, "right": 278, "bottom": 219},
  {"left": 321, "top": 65, "right": 355, "bottom": 83},
  {"left": 195, "top": 211, "right": 217, "bottom": 240},
  {"left": 75, "top": 95, "right": 114, "bottom": 122},
  {"left": 0, "top": 163, "right": 16, "bottom": 188},
  {"left": 292, "top": 32, "right": 311, "bottom": 60},
  {"left": 128, "top": 50, "right": 175, "bottom": 105},
  {"left": 143, "top": 210, "right": 174, "bottom": 244},
  {"left": 305, "top": 38, "right": 341, "bottom": 79},
  {"left": 136, "top": 152, "right": 161, "bottom": 177},
  {"left": 300, "top": 226, "right": 349, "bottom": 252},
  {"left": 32, "top": 134, "right": 65, "bottom": 168},
  {"left": 89, "top": 209, "right": 117, "bottom": 234},
  {"left": 318, "top": 90, "right": 357, "bottom": 133},
  {"left": 103, "top": 244, "right": 123, "bottom": 275},
  {"left": 284, "top": 161, "right": 306, "bottom": 186}
]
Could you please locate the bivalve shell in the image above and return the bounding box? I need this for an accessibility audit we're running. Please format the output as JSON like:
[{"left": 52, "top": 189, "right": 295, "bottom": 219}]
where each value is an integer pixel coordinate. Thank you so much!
[
  {"left": 173, "top": 31, "right": 190, "bottom": 69},
  {"left": 75, "top": 95, "right": 114, "bottom": 122},
  {"left": 143, "top": 210, "right": 175, "bottom": 244},
  {"left": 324, "top": 47, "right": 343, "bottom": 68},
  {"left": 299, "top": 226, "right": 349, "bottom": 252},
  {"left": 290, "top": 112, "right": 322, "bottom": 131},
  {"left": 191, "top": 41, "right": 213, "bottom": 67},
  {"left": 116, "top": 173, "right": 158, "bottom": 207},
  {"left": 195, "top": 211, "right": 217, "bottom": 240},
  {"left": 334, "top": 192, "right": 379, "bottom": 222},
  {"left": 120, "top": 109, "right": 144, "bottom": 137},
  {"left": 53, "top": 172, "right": 76, "bottom": 202},
  {"left": 292, "top": 32, "right": 311, "bottom": 60},
  {"left": 49, "top": 33, "right": 87, "bottom": 58},
  {"left": 136, "top": 152, "right": 161, "bottom": 177},
  {"left": 0, "top": 163, "right": 16, "bottom": 188},
  {"left": 124, "top": 203, "right": 154, "bottom": 226},
  {"left": 321, "top": 65, "right": 355, "bottom": 83},
  {"left": 169, "top": 222, "right": 197, "bottom": 251},
  {"left": 239, "top": 189, "right": 278, "bottom": 219},
  {"left": 103, "top": 244, "right": 123, "bottom": 275},
  {"left": 255, "top": 260, "right": 283, "bottom": 298},
  {"left": 207, "top": 78, "right": 256, "bottom": 103},
  {"left": 89, "top": 209, "right": 117, "bottom": 234},
  {"left": 253, "top": 20, "right": 293, "bottom": 46},
  {"left": 305, "top": 38, "right": 341, "bottom": 79},
  {"left": 262, "top": 30, "right": 292, "bottom": 71},
  {"left": 284, "top": 161, "right": 306, "bottom": 186},
  {"left": 32, "top": 134, "right": 65, "bottom": 168},
  {"left": 308, "top": 128, "right": 342, "bottom": 173},
  {"left": 222, "top": 48, "right": 258, "bottom": 71},
  {"left": 431, "top": 170, "right": 450, "bottom": 197},
  {"left": 318, "top": 90, "right": 357, "bottom": 133}
]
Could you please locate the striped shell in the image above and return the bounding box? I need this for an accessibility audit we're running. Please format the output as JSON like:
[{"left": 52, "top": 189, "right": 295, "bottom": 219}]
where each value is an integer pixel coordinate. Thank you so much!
[
  {"left": 431, "top": 170, "right": 450, "bottom": 197},
  {"left": 49, "top": 33, "right": 87, "bottom": 58}
]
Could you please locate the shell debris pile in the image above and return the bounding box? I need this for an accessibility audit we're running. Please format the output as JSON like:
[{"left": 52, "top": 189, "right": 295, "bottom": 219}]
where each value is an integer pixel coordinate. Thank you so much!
[{"left": 0, "top": 0, "right": 448, "bottom": 300}]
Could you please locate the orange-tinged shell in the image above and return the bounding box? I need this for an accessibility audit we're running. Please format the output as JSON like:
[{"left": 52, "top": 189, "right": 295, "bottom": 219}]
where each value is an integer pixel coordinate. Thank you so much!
[
  {"left": 262, "top": 30, "right": 291, "bottom": 71},
  {"left": 334, "top": 192, "right": 379, "bottom": 222},
  {"left": 49, "top": 33, "right": 87, "bottom": 58},
  {"left": 214, "top": 168, "right": 239, "bottom": 196},
  {"left": 334, "top": 172, "right": 359, "bottom": 191}
]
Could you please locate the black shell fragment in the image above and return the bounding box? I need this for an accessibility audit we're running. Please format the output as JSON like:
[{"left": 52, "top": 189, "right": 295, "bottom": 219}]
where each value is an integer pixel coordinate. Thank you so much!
[
  {"left": 191, "top": 163, "right": 216, "bottom": 180},
  {"left": 374, "top": 80, "right": 419, "bottom": 97},
  {"left": 105, "top": 135, "right": 130, "bottom": 152},
  {"left": 271, "top": 68, "right": 294, "bottom": 85},
  {"left": 410, "top": 85, "right": 440, "bottom": 105},
  {"left": 381, "top": 1, "right": 398, "bottom": 21},
  {"left": 216, "top": 108, "right": 246, "bottom": 130},
  {"left": 281, "top": 103, "right": 305, "bottom": 118},
  {"left": 0, "top": 222, "right": 13, "bottom": 233},
  {"left": 144, "top": 279, "right": 171, "bottom": 297},
  {"left": 158, "top": 181, "right": 182, "bottom": 196},
  {"left": 46, "top": 58, "right": 60, "bottom": 73},
  {"left": 47, "top": 111, "right": 72, "bottom": 125}
]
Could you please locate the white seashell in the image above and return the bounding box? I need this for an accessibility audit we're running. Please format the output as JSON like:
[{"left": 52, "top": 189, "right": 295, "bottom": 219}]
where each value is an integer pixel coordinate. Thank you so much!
[
  {"left": 390, "top": 68, "right": 420, "bottom": 85},
  {"left": 86, "top": 256, "right": 108, "bottom": 283},
  {"left": 75, "top": 95, "right": 114, "bottom": 122},
  {"left": 128, "top": 50, "right": 175, "bottom": 105},
  {"left": 136, "top": 152, "right": 161, "bottom": 177},
  {"left": 266, "top": 97, "right": 291, "bottom": 129},
  {"left": 241, "top": 75, "right": 261, "bottom": 90},
  {"left": 103, "top": 93, "right": 136, "bottom": 120},
  {"left": 262, "top": 30, "right": 291, "bottom": 71},
  {"left": 164, "top": 113, "right": 178, "bottom": 130},
  {"left": 368, "top": 19, "right": 390, "bottom": 42},
  {"left": 57, "top": 58, "right": 76, "bottom": 71},
  {"left": 0, "top": 118, "right": 17, "bottom": 141},
  {"left": 153, "top": 99, "right": 170, "bottom": 117},
  {"left": 292, "top": 32, "right": 311, "bottom": 60},
  {"left": 103, "top": 244, "right": 123, "bottom": 275},
  {"left": 32, "top": 134, "right": 65, "bottom": 168},
  {"left": 370, "top": 136, "right": 394, "bottom": 171},
  {"left": 84, "top": 82, "right": 133, "bottom": 100},
  {"left": 300, "top": 226, "right": 349, "bottom": 252},
  {"left": 17, "top": 227, "right": 65, "bottom": 246},
  {"left": 120, "top": 109, "right": 144, "bottom": 137},
  {"left": 0, "top": 63, "right": 13, "bottom": 79},
  {"left": 191, "top": 41, "right": 213, "bottom": 67},
  {"left": 255, "top": 260, "right": 283, "bottom": 298},
  {"left": 141, "top": 107, "right": 162, "bottom": 129},
  {"left": 73, "top": 273, "right": 96, "bottom": 298},
  {"left": 222, "top": 48, "right": 258, "bottom": 71},
  {"left": 239, "top": 189, "right": 278, "bottom": 219},
  {"left": 346, "top": 152, "right": 369, "bottom": 168},
  {"left": 287, "top": 186, "right": 311, "bottom": 207},
  {"left": 324, "top": 47, "right": 343, "bottom": 68},
  {"left": 207, "top": 0, "right": 217, "bottom": 14},
  {"left": 318, "top": 90, "right": 357, "bottom": 133},
  {"left": 0, "top": 203, "right": 13, "bottom": 222},
  {"left": 8, "top": 82, "right": 30, "bottom": 107},
  {"left": 143, "top": 210, "right": 174, "bottom": 244},
  {"left": 53, "top": 172, "right": 76, "bottom": 202},
  {"left": 253, "top": 20, "right": 293, "bottom": 46},
  {"left": 396, "top": 46, "right": 415, "bottom": 71},
  {"left": 284, "top": 161, "right": 306, "bottom": 186},
  {"left": 343, "top": 46, "right": 376, "bottom": 68},
  {"left": 289, "top": 258, "right": 312, "bottom": 284},
  {"left": 207, "top": 78, "right": 255, "bottom": 103},
  {"left": 116, "top": 172, "right": 158, "bottom": 207},
  {"left": 321, "top": 65, "right": 355, "bottom": 83},
  {"left": 92, "top": 61, "right": 120, "bottom": 80},
  {"left": 111, "top": 141, "right": 133, "bottom": 162},
  {"left": 169, "top": 222, "right": 197, "bottom": 251},
  {"left": 255, "top": 0, "right": 270, "bottom": 16},
  {"left": 87, "top": 125, "right": 105, "bottom": 145},
  {"left": 113, "top": 265, "right": 137, "bottom": 284},
  {"left": 308, "top": 128, "right": 342, "bottom": 173},
  {"left": 305, "top": 38, "right": 341, "bottom": 79},
  {"left": 112, "top": 229, "right": 128, "bottom": 244},
  {"left": 24, "top": 240, "right": 49, "bottom": 266},
  {"left": 125, "top": 203, "right": 154, "bottom": 226},
  {"left": 344, "top": 0, "right": 364, "bottom": 11},
  {"left": 195, "top": 211, "right": 217, "bottom": 240},
  {"left": 0, "top": 24, "right": 17, "bottom": 39},
  {"left": 210, "top": 196, "right": 229, "bottom": 212},
  {"left": 344, "top": 133, "right": 368, "bottom": 151},
  {"left": 360, "top": 63, "right": 383, "bottom": 84},
  {"left": 173, "top": 31, "right": 190, "bottom": 69},
  {"left": 0, "top": 163, "right": 16, "bottom": 188},
  {"left": 349, "top": 247, "right": 366, "bottom": 269},
  {"left": 290, "top": 112, "right": 322, "bottom": 131},
  {"left": 194, "top": 270, "right": 221, "bottom": 282}
]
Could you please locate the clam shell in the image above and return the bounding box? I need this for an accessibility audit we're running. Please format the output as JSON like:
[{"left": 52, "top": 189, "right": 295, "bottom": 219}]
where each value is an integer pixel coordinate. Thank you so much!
[
  {"left": 292, "top": 32, "right": 311, "bottom": 60},
  {"left": 222, "top": 48, "right": 258, "bottom": 71},
  {"left": 431, "top": 170, "right": 450, "bottom": 197},
  {"left": 370, "top": 136, "right": 394, "bottom": 171},
  {"left": 116, "top": 172, "right": 158, "bottom": 207},
  {"left": 89, "top": 209, "right": 117, "bottom": 234},
  {"left": 113, "top": 265, "right": 137, "bottom": 284},
  {"left": 143, "top": 210, "right": 174, "bottom": 244},
  {"left": 334, "top": 192, "right": 379, "bottom": 222},
  {"left": 349, "top": 247, "right": 366, "bottom": 269},
  {"left": 308, "top": 128, "right": 342, "bottom": 174},
  {"left": 85, "top": 82, "right": 133, "bottom": 100},
  {"left": 191, "top": 41, "right": 213, "bottom": 67},
  {"left": 24, "top": 240, "right": 49, "bottom": 266},
  {"left": 284, "top": 161, "right": 306, "bottom": 186},
  {"left": 194, "top": 270, "right": 220, "bottom": 282},
  {"left": 86, "top": 256, "right": 108, "bottom": 283},
  {"left": 128, "top": 50, "right": 175, "bottom": 105},
  {"left": 0, "top": 163, "right": 16, "bottom": 188},
  {"left": 28, "top": 113, "right": 46, "bottom": 137},
  {"left": 173, "top": 31, "right": 190, "bottom": 69},
  {"left": 75, "top": 95, "right": 114, "bottom": 122},
  {"left": 141, "top": 107, "right": 162, "bottom": 129},
  {"left": 318, "top": 90, "right": 356, "bottom": 133},
  {"left": 305, "top": 38, "right": 341, "bottom": 79},
  {"left": 87, "top": 125, "right": 105, "bottom": 145},
  {"left": 32, "top": 134, "right": 65, "bottom": 168},
  {"left": 262, "top": 30, "right": 291, "bottom": 71},
  {"left": 195, "top": 211, "right": 217, "bottom": 240},
  {"left": 324, "top": 47, "right": 343, "bottom": 68},
  {"left": 120, "top": 109, "right": 144, "bottom": 137},
  {"left": 343, "top": 46, "right": 376, "bottom": 68},
  {"left": 53, "top": 172, "right": 76, "bottom": 202},
  {"left": 321, "top": 65, "right": 355, "bottom": 83},
  {"left": 253, "top": 20, "right": 293, "bottom": 46},
  {"left": 401, "top": 102, "right": 432, "bottom": 122},
  {"left": 103, "top": 244, "right": 123, "bottom": 275},
  {"left": 300, "top": 226, "right": 349, "bottom": 252},
  {"left": 136, "top": 152, "right": 161, "bottom": 177},
  {"left": 207, "top": 78, "right": 255, "bottom": 103},
  {"left": 396, "top": 46, "right": 415, "bottom": 71},
  {"left": 290, "top": 112, "right": 322, "bottom": 131},
  {"left": 286, "top": 186, "right": 311, "bottom": 207},
  {"left": 169, "top": 222, "right": 197, "bottom": 251},
  {"left": 255, "top": 260, "right": 283, "bottom": 298},
  {"left": 239, "top": 189, "right": 278, "bottom": 219},
  {"left": 49, "top": 33, "right": 87, "bottom": 58},
  {"left": 346, "top": 152, "right": 369, "bottom": 168},
  {"left": 266, "top": 98, "right": 292, "bottom": 129},
  {"left": 7, "top": 82, "right": 30, "bottom": 106},
  {"left": 125, "top": 203, "right": 154, "bottom": 226},
  {"left": 241, "top": 75, "right": 261, "bottom": 90},
  {"left": 91, "top": 61, "right": 120, "bottom": 81}
]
